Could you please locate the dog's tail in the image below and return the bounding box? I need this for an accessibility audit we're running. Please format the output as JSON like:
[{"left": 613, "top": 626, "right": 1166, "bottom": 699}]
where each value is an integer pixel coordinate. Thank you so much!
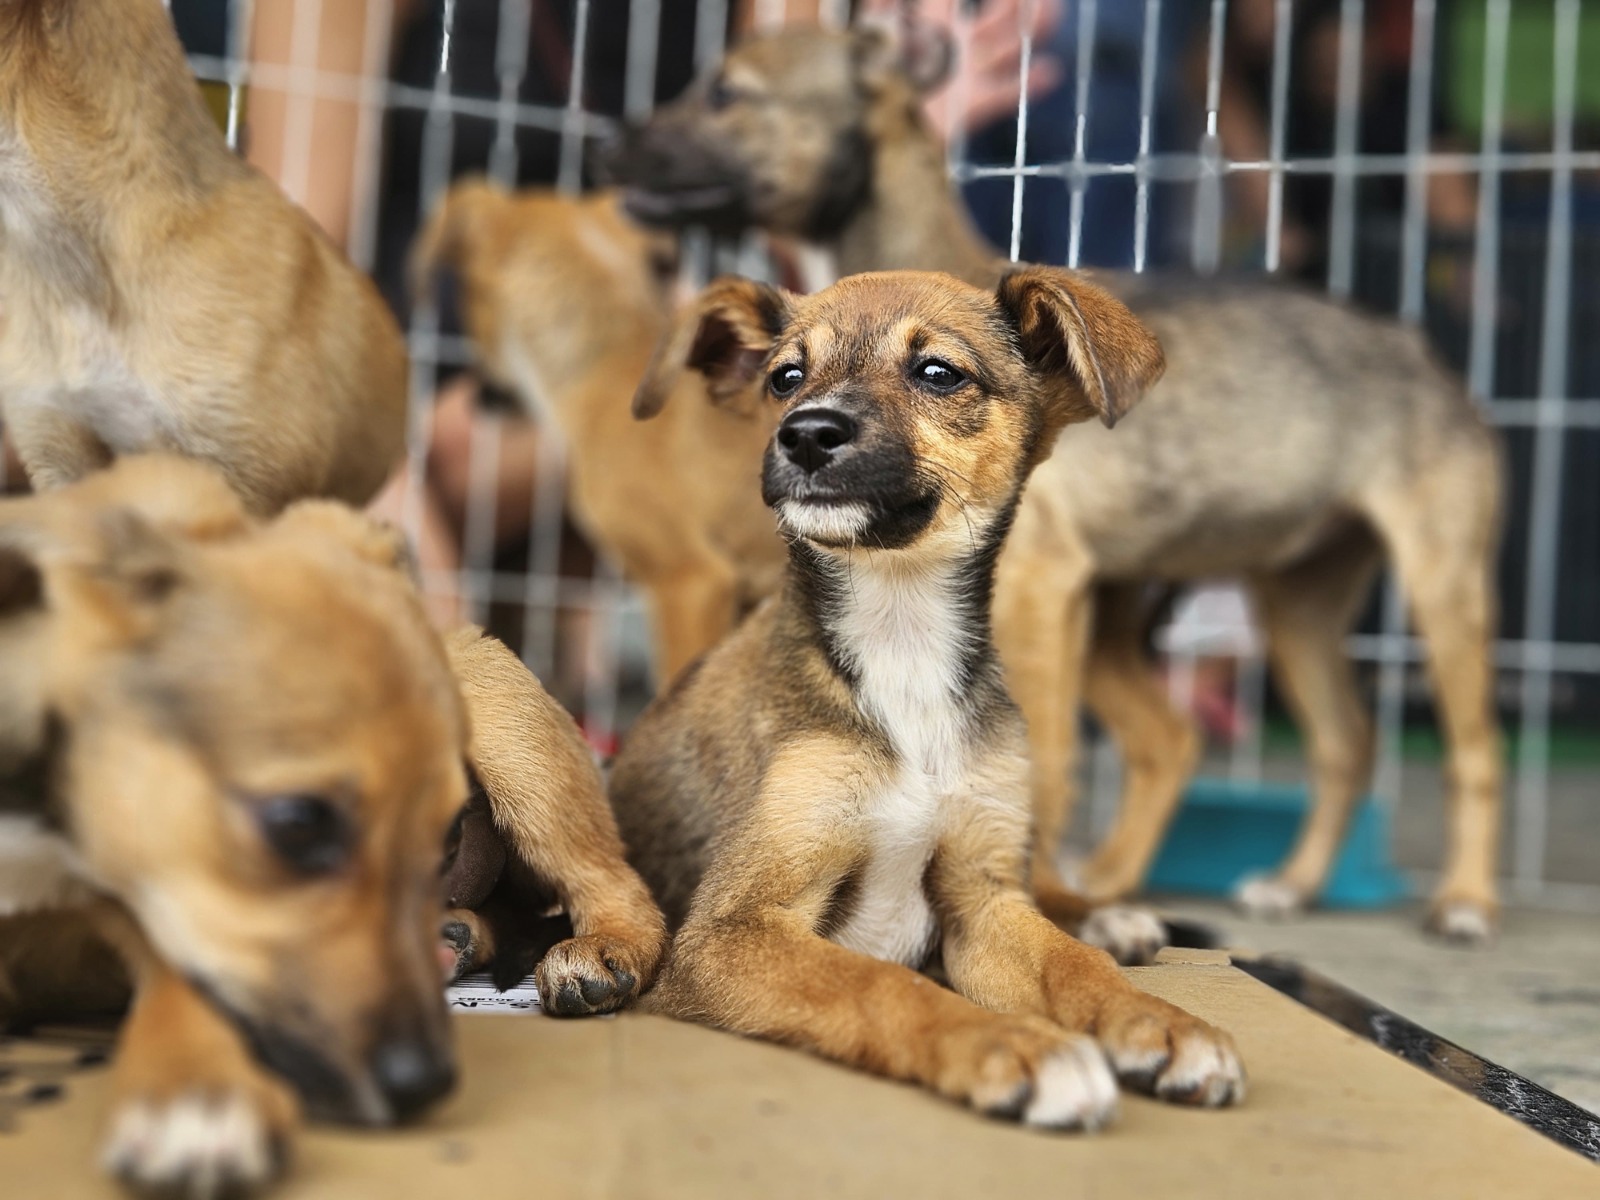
[{"left": 408, "top": 176, "right": 505, "bottom": 303}]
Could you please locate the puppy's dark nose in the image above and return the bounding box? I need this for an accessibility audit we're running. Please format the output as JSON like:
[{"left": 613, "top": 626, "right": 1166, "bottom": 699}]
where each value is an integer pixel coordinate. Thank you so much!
[
  {"left": 371, "top": 1040, "right": 456, "bottom": 1123},
  {"left": 778, "top": 408, "right": 857, "bottom": 474}
]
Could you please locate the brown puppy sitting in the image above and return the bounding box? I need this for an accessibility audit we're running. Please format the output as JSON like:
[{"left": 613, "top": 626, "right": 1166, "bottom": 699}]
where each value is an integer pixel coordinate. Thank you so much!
[
  {"left": 607, "top": 24, "right": 1506, "bottom": 942},
  {"left": 0, "top": 0, "right": 407, "bottom": 512},
  {"left": 610, "top": 270, "right": 1244, "bottom": 1129},
  {"left": 412, "top": 183, "right": 785, "bottom": 683},
  {"left": 0, "top": 458, "right": 467, "bottom": 1195}
]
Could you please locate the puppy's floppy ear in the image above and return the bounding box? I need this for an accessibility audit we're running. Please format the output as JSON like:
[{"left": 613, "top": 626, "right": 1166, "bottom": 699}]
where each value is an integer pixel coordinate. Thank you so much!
[
  {"left": 853, "top": 18, "right": 954, "bottom": 95},
  {"left": 633, "top": 276, "right": 790, "bottom": 420},
  {"left": 995, "top": 266, "right": 1164, "bottom": 433},
  {"left": 410, "top": 176, "right": 505, "bottom": 302}
]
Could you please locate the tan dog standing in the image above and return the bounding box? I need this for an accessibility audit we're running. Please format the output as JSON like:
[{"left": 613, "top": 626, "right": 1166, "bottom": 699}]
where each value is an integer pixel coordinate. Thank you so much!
[
  {"left": 607, "top": 26, "right": 1506, "bottom": 941},
  {"left": 412, "top": 184, "right": 785, "bottom": 683},
  {"left": 610, "top": 268, "right": 1245, "bottom": 1128},
  {"left": 0, "top": 0, "right": 407, "bottom": 513}
]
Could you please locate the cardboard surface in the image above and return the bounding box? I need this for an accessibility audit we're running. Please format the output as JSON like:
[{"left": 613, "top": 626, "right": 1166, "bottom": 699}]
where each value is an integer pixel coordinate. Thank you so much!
[{"left": 3, "top": 951, "right": 1595, "bottom": 1199}]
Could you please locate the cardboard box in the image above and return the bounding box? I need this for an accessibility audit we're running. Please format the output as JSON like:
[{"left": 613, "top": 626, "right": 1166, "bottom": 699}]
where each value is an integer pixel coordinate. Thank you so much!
[{"left": 3, "top": 951, "right": 1594, "bottom": 1198}]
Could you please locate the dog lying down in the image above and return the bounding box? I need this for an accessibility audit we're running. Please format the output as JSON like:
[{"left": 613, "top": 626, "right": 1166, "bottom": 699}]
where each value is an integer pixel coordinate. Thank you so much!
[
  {"left": 609, "top": 269, "right": 1244, "bottom": 1130},
  {"left": 0, "top": 457, "right": 665, "bottom": 1197}
]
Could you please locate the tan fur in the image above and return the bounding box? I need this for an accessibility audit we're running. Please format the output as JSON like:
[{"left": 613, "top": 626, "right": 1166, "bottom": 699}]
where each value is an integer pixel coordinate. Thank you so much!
[
  {"left": 412, "top": 184, "right": 785, "bottom": 682},
  {"left": 442, "top": 625, "right": 667, "bottom": 1012},
  {"left": 610, "top": 270, "right": 1242, "bottom": 1127},
  {"left": 611, "top": 26, "right": 1507, "bottom": 940},
  {"left": 0, "top": 457, "right": 468, "bottom": 1194},
  {"left": 0, "top": 0, "right": 407, "bottom": 513}
]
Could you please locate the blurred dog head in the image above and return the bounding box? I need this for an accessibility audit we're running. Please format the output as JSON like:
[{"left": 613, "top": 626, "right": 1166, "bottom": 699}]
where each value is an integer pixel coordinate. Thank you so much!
[
  {"left": 650, "top": 269, "right": 1163, "bottom": 555},
  {"left": 0, "top": 458, "right": 469, "bottom": 1126},
  {"left": 602, "top": 24, "right": 949, "bottom": 239}
]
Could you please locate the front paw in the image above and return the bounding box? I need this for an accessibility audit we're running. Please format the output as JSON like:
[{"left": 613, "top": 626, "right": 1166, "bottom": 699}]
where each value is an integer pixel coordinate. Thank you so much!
[
  {"left": 102, "top": 1086, "right": 293, "bottom": 1199},
  {"left": 1093, "top": 994, "right": 1246, "bottom": 1108},
  {"left": 1076, "top": 905, "right": 1168, "bottom": 966},
  {"left": 936, "top": 1016, "right": 1119, "bottom": 1131},
  {"left": 1426, "top": 895, "right": 1496, "bottom": 946},
  {"left": 535, "top": 933, "right": 651, "bottom": 1016},
  {"left": 1232, "top": 873, "right": 1309, "bottom": 920}
]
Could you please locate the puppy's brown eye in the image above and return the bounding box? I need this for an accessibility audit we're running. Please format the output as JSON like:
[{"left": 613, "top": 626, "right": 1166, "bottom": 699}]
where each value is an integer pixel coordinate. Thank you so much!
[
  {"left": 257, "top": 795, "right": 353, "bottom": 876},
  {"left": 770, "top": 365, "right": 804, "bottom": 396},
  {"left": 913, "top": 359, "right": 966, "bottom": 391},
  {"left": 707, "top": 76, "right": 738, "bottom": 111}
]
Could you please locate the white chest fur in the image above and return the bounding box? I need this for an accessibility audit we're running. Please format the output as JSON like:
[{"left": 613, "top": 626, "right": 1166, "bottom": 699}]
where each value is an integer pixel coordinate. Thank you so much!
[{"left": 822, "top": 554, "right": 977, "bottom": 966}]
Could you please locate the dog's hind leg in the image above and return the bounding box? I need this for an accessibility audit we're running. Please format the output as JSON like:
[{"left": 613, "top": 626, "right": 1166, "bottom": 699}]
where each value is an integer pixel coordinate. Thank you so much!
[
  {"left": 1234, "top": 524, "right": 1382, "bottom": 918},
  {"left": 1367, "top": 450, "right": 1504, "bottom": 943},
  {"left": 994, "top": 534, "right": 1094, "bottom": 928},
  {"left": 1077, "top": 582, "right": 1202, "bottom": 904}
]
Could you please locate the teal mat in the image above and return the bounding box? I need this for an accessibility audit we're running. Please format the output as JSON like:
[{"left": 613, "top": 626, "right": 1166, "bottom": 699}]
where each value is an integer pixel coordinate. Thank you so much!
[{"left": 1144, "top": 779, "right": 1411, "bottom": 908}]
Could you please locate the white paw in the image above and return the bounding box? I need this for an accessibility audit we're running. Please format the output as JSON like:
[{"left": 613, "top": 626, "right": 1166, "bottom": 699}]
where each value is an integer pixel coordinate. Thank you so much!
[
  {"left": 1429, "top": 900, "right": 1494, "bottom": 946},
  {"left": 1156, "top": 1031, "right": 1248, "bottom": 1107},
  {"left": 1077, "top": 906, "right": 1168, "bottom": 966},
  {"left": 103, "top": 1092, "right": 282, "bottom": 1198},
  {"left": 1233, "top": 875, "right": 1307, "bottom": 920},
  {"left": 1023, "top": 1036, "right": 1120, "bottom": 1132}
]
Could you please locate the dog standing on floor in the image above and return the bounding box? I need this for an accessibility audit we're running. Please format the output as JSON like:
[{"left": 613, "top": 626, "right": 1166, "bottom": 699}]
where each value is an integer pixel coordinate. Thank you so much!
[
  {"left": 609, "top": 268, "right": 1244, "bottom": 1127},
  {"left": 0, "top": 0, "right": 407, "bottom": 513},
  {"left": 606, "top": 25, "right": 1506, "bottom": 941},
  {"left": 412, "top": 183, "right": 786, "bottom": 684}
]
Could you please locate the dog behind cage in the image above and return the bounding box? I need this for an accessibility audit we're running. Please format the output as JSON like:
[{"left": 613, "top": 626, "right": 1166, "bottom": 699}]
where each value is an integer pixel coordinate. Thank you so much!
[{"left": 160, "top": 0, "right": 1600, "bottom": 908}]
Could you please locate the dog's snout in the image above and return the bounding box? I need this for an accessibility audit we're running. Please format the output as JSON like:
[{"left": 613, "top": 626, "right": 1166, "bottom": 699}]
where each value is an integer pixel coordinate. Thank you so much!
[
  {"left": 370, "top": 1040, "right": 456, "bottom": 1123},
  {"left": 778, "top": 409, "right": 857, "bottom": 475}
]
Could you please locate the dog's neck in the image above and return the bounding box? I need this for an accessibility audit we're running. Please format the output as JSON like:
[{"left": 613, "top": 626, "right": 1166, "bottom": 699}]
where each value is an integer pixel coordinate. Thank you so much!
[
  {"left": 831, "top": 102, "right": 999, "bottom": 287},
  {"left": 786, "top": 507, "right": 1013, "bottom": 778}
]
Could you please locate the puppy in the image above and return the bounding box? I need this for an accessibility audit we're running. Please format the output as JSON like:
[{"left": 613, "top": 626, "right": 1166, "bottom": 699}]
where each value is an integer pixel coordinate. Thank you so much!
[
  {"left": 412, "top": 183, "right": 785, "bottom": 683},
  {"left": 607, "top": 24, "right": 1506, "bottom": 942},
  {"left": 609, "top": 269, "right": 1244, "bottom": 1129},
  {"left": 0, "top": 458, "right": 467, "bottom": 1195},
  {"left": 0, "top": 0, "right": 407, "bottom": 513},
  {"left": 438, "top": 624, "right": 668, "bottom": 1013}
]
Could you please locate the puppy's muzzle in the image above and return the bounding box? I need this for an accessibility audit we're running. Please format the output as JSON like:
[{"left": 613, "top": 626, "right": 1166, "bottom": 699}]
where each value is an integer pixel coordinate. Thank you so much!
[
  {"left": 777, "top": 407, "right": 857, "bottom": 475},
  {"left": 369, "top": 1038, "right": 456, "bottom": 1123}
]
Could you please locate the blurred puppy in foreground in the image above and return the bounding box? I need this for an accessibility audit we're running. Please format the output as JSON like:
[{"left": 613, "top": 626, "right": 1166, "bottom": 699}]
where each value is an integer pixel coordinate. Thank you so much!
[
  {"left": 610, "top": 269, "right": 1245, "bottom": 1130},
  {"left": 0, "top": 0, "right": 407, "bottom": 513},
  {"left": 0, "top": 458, "right": 667, "bottom": 1196},
  {"left": 412, "top": 184, "right": 785, "bottom": 684},
  {"left": 0, "top": 458, "right": 466, "bottom": 1194}
]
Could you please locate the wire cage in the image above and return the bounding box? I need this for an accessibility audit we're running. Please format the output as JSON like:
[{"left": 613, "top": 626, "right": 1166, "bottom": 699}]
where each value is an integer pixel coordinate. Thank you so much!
[{"left": 169, "top": 0, "right": 1598, "bottom": 909}]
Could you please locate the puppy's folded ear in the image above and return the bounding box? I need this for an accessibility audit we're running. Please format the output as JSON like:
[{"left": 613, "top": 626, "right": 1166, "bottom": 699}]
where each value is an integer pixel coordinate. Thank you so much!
[
  {"left": 995, "top": 267, "right": 1165, "bottom": 432},
  {"left": 633, "top": 276, "right": 790, "bottom": 420},
  {"left": 410, "top": 176, "right": 504, "bottom": 303}
]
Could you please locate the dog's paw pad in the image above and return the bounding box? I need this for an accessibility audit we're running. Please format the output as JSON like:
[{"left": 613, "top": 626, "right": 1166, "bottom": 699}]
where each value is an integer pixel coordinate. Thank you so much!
[
  {"left": 1077, "top": 906, "right": 1168, "bottom": 966},
  {"left": 1153, "top": 1031, "right": 1247, "bottom": 1107},
  {"left": 103, "top": 1092, "right": 283, "bottom": 1198},
  {"left": 536, "top": 936, "right": 644, "bottom": 1016},
  {"left": 1021, "top": 1038, "right": 1119, "bottom": 1131},
  {"left": 1233, "top": 875, "right": 1307, "bottom": 920},
  {"left": 1100, "top": 1006, "right": 1246, "bottom": 1108},
  {"left": 1427, "top": 899, "right": 1495, "bottom": 946}
]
